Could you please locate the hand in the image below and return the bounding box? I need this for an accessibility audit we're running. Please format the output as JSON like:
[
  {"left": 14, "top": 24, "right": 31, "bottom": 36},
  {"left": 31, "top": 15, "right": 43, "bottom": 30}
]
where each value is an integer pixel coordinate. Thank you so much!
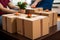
[
  {"left": 45, "top": 9, "right": 50, "bottom": 12},
  {"left": 18, "top": 9, "right": 26, "bottom": 13},
  {"left": 31, "top": 3, "right": 36, "bottom": 8}
]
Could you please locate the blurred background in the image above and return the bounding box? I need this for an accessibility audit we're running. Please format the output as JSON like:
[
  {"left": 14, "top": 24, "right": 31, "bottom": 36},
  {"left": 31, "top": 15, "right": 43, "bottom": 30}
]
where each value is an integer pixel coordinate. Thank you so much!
[{"left": 10, "top": 0, "right": 60, "bottom": 14}]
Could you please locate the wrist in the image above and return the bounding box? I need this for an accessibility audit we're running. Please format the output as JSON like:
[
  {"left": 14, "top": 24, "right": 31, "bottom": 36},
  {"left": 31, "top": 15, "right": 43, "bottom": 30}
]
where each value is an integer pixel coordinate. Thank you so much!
[{"left": 34, "top": 1, "right": 38, "bottom": 6}]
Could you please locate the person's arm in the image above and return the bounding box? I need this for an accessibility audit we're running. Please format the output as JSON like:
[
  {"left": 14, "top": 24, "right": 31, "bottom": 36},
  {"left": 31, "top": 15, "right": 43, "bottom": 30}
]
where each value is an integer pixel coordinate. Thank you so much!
[
  {"left": 0, "top": 3, "right": 18, "bottom": 13},
  {"left": 31, "top": 0, "right": 42, "bottom": 8},
  {"left": 8, "top": 2, "right": 19, "bottom": 9}
]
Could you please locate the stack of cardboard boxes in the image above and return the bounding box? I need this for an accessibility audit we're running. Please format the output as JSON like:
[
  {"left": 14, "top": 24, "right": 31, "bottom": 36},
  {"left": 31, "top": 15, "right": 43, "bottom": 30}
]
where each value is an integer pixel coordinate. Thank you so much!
[
  {"left": 26, "top": 8, "right": 57, "bottom": 34},
  {"left": 26, "top": 8, "right": 57, "bottom": 27},
  {"left": 2, "top": 14, "right": 49, "bottom": 40},
  {"left": 35, "top": 11, "right": 57, "bottom": 27},
  {"left": 2, "top": 8, "right": 57, "bottom": 40}
]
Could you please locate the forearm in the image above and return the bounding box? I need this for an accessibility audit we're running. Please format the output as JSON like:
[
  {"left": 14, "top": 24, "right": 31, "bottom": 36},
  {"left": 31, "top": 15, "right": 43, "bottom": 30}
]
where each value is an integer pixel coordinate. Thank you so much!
[
  {"left": 1, "top": 8, "right": 18, "bottom": 13},
  {"left": 0, "top": 3, "right": 18, "bottom": 13},
  {"left": 34, "top": 0, "right": 41, "bottom": 5},
  {"left": 8, "top": 2, "right": 19, "bottom": 9},
  {"left": 31, "top": 0, "right": 42, "bottom": 7},
  {"left": 33, "top": 1, "right": 39, "bottom": 6}
]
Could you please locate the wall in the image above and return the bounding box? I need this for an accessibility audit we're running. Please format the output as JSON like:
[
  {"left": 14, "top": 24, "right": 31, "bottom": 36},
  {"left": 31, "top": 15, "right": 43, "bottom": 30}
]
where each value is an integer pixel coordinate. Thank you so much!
[
  {"left": 10, "top": 0, "right": 31, "bottom": 5},
  {"left": 54, "top": 0, "right": 60, "bottom": 3}
]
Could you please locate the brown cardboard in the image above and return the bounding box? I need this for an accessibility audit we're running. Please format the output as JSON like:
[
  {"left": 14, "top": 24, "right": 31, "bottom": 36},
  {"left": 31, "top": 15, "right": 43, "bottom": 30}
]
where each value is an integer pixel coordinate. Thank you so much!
[
  {"left": 39, "top": 12, "right": 53, "bottom": 27},
  {"left": 35, "top": 11, "right": 57, "bottom": 34},
  {"left": 34, "top": 11, "right": 57, "bottom": 27},
  {"left": 41, "top": 17, "right": 49, "bottom": 36},
  {"left": 7, "top": 17, "right": 17, "bottom": 33},
  {"left": 24, "top": 20, "right": 41, "bottom": 39},
  {"left": 16, "top": 14, "right": 27, "bottom": 35},
  {"left": 2, "top": 14, "right": 26, "bottom": 33},
  {"left": 16, "top": 18, "right": 24, "bottom": 35},
  {"left": 2, "top": 14, "right": 12, "bottom": 31},
  {"left": 53, "top": 12, "right": 57, "bottom": 25},
  {"left": 16, "top": 14, "right": 49, "bottom": 39},
  {"left": 2, "top": 14, "right": 49, "bottom": 39},
  {"left": 41, "top": 12, "right": 57, "bottom": 26},
  {"left": 2, "top": 15, "right": 7, "bottom": 31}
]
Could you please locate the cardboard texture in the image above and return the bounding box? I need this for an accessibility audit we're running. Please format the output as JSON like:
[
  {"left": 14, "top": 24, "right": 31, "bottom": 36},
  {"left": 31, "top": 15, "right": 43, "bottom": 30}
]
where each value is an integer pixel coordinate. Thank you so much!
[
  {"left": 52, "top": 12, "right": 57, "bottom": 25},
  {"left": 17, "top": 18, "right": 24, "bottom": 35},
  {"left": 24, "top": 16, "right": 49, "bottom": 39},
  {"left": 41, "top": 17, "right": 49, "bottom": 36},
  {"left": 2, "top": 14, "right": 15, "bottom": 31},
  {"left": 24, "top": 20, "right": 41, "bottom": 39},
  {"left": 40, "top": 12, "right": 53, "bottom": 27},
  {"left": 40, "top": 12, "right": 57, "bottom": 27},
  {"left": 34, "top": 11, "right": 57, "bottom": 35},
  {"left": 17, "top": 14, "right": 49, "bottom": 39},
  {"left": 7, "top": 17, "right": 17, "bottom": 33},
  {"left": 2, "top": 14, "right": 12, "bottom": 31},
  {"left": 2, "top": 15, "right": 7, "bottom": 31},
  {"left": 34, "top": 11, "right": 57, "bottom": 27},
  {"left": 2, "top": 14, "right": 49, "bottom": 39},
  {"left": 16, "top": 14, "right": 27, "bottom": 35},
  {"left": 2, "top": 14, "right": 27, "bottom": 33}
]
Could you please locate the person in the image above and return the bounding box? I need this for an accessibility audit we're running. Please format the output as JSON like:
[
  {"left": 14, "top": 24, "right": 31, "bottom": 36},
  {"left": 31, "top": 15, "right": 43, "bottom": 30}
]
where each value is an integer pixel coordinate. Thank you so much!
[
  {"left": 31, "top": 0, "right": 54, "bottom": 10},
  {"left": 0, "top": 0, "right": 24, "bottom": 28}
]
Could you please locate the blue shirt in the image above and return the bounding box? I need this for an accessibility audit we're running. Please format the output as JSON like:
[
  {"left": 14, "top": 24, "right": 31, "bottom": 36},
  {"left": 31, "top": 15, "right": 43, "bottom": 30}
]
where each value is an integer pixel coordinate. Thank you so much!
[{"left": 36, "top": 0, "right": 54, "bottom": 10}]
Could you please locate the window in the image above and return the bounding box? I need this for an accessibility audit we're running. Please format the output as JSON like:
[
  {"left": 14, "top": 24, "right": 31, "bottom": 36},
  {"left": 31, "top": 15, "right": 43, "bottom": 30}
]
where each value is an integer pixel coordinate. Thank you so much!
[{"left": 10, "top": 0, "right": 21, "bottom": 5}]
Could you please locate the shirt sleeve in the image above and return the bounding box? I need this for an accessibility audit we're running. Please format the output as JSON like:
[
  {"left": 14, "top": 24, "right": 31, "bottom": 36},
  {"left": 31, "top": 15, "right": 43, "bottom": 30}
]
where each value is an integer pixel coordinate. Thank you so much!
[{"left": 8, "top": 0, "right": 10, "bottom": 3}]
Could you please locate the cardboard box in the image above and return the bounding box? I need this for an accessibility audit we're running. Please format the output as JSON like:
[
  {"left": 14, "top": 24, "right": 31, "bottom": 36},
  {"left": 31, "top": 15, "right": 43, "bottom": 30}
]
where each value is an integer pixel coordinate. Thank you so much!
[
  {"left": 17, "top": 15, "right": 42, "bottom": 39},
  {"left": 41, "top": 12, "right": 53, "bottom": 27},
  {"left": 2, "top": 14, "right": 17, "bottom": 31},
  {"left": 7, "top": 16, "right": 17, "bottom": 33},
  {"left": 24, "top": 19, "right": 41, "bottom": 39},
  {"left": 34, "top": 11, "right": 57, "bottom": 34},
  {"left": 17, "top": 14, "right": 49, "bottom": 39},
  {"left": 24, "top": 16, "right": 49, "bottom": 39},
  {"left": 35, "top": 11, "right": 57, "bottom": 27},
  {"left": 2, "top": 14, "right": 49, "bottom": 39},
  {"left": 41, "top": 12, "right": 57, "bottom": 26},
  {"left": 2, "top": 14, "right": 27, "bottom": 33}
]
